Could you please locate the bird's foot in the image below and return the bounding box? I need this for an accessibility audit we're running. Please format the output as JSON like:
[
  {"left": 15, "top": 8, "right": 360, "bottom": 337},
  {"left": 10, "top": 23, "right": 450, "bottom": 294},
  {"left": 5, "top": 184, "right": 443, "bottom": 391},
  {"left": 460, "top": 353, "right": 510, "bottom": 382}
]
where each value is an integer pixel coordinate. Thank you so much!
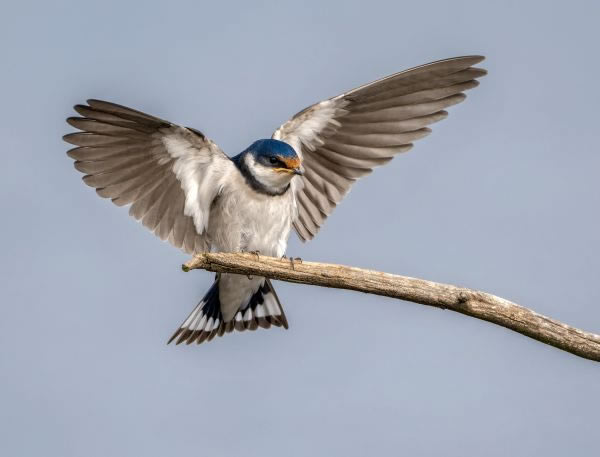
[{"left": 283, "top": 256, "right": 303, "bottom": 270}]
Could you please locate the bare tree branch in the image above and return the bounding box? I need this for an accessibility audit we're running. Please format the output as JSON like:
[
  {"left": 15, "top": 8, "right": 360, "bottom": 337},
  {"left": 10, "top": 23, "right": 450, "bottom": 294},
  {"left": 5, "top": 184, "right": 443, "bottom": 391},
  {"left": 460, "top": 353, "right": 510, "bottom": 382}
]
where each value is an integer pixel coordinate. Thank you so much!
[{"left": 183, "top": 253, "right": 600, "bottom": 362}]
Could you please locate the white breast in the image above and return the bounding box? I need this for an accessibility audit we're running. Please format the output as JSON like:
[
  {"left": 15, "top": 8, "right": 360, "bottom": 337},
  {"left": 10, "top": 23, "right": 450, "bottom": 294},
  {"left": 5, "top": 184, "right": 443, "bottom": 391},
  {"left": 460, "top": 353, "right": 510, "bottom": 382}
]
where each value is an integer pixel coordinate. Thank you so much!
[{"left": 207, "top": 171, "right": 296, "bottom": 257}]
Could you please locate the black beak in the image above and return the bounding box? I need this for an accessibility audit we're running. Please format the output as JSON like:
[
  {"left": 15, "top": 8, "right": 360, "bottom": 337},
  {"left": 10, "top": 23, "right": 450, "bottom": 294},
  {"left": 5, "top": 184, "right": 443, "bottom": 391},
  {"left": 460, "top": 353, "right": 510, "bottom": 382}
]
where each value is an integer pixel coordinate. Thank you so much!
[{"left": 293, "top": 167, "right": 304, "bottom": 176}]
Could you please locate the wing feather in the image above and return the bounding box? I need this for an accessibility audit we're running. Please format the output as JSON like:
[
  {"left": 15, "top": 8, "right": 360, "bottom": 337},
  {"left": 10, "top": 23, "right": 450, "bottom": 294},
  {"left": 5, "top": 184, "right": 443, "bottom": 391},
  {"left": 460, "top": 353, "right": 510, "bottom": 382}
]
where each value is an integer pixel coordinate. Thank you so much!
[
  {"left": 342, "top": 94, "right": 466, "bottom": 123},
  {"left": 65, "top": 100, "right": 234, "bottom": 254},
  {"left": 273, "top": 56, "right": 486, "bottom": 240},
  {"left": 336, "top": 111, "right": 448, "bottom": 134},
  {"left": 329, "top": 127, "right": 432, "bottom": 148},
  {"left": 315, "top": 146, "right": 394, "bottom": 169}
]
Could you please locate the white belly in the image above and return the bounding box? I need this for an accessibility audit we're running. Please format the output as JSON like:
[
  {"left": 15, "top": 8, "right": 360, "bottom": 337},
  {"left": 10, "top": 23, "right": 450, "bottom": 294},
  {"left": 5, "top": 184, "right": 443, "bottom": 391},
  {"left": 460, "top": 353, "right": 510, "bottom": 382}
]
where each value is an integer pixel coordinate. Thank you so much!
[{"left": 207, "top": 176, "right": 295, "bottom": 257}]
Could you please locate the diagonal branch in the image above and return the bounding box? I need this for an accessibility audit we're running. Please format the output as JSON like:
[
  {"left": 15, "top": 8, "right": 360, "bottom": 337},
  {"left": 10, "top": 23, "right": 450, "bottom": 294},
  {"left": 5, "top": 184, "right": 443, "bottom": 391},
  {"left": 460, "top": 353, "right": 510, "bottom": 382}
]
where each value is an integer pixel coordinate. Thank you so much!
[{"left": 183, "top": 253, "right": 600, "bottom": 362}]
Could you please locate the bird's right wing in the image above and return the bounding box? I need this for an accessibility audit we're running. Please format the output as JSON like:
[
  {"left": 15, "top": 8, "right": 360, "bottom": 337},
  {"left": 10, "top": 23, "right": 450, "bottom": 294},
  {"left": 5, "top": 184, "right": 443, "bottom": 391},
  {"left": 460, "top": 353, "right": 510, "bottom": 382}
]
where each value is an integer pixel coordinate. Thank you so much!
[{"left": 64, "top": 99, "right": 235, "bottom": 254}]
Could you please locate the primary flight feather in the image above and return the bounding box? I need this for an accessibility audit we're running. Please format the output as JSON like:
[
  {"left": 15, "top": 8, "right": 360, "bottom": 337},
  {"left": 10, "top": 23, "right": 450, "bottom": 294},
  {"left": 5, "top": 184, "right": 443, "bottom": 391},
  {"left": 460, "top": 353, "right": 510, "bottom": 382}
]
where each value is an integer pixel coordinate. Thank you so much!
[{"left": 64, "top": 55, "right": 486, "bottom": 345}]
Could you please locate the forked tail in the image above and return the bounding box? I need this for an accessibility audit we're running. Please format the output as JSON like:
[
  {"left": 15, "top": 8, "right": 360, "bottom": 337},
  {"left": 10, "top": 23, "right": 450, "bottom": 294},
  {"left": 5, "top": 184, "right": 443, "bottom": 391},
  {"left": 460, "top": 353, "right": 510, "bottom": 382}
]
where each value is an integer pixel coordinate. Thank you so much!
[{"left": 168, "top": 275, "right": 288, "bottom": 345}]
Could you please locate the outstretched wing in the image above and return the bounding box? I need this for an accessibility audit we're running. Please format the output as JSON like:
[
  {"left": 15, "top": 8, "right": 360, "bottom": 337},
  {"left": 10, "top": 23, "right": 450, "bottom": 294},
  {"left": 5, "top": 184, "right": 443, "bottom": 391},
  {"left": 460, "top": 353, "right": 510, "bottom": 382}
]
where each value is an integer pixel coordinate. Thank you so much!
[
  {"left": 273, "top": 56, "right": 487, "bottom": 241},
  {"left": 64, "top": 100, "right": 235, "bottom": 254}
]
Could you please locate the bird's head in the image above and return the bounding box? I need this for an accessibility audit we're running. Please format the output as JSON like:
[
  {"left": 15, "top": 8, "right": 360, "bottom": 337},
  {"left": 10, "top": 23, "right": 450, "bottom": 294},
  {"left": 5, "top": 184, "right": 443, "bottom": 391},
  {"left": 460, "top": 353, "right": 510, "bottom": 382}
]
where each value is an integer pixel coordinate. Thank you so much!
[{"left": 237, "top": 139, "right": 303, "bottom": 195}]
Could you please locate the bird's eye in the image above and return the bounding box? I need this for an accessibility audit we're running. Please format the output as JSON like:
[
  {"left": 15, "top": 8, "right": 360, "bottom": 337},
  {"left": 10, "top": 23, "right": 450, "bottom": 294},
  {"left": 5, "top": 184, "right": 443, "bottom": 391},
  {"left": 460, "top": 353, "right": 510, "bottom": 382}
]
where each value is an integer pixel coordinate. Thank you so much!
[{"left": 269, "top": 157, "right": 278, "bottom": 165}]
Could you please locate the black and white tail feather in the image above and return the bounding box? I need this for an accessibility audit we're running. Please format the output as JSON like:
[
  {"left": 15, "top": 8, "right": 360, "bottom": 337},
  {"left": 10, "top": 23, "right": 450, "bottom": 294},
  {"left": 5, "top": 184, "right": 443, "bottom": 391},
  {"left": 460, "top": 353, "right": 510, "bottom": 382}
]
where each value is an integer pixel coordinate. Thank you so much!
[{"left": 168, "top": 276, "right": 289, "bottom": 345}]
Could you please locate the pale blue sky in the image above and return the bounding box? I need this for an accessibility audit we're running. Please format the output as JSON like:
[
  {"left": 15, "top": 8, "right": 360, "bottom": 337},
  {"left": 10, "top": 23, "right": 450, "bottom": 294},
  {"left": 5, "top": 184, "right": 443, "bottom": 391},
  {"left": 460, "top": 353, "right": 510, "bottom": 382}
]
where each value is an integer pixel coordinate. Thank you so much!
[{"left": 1, "top": 1, "right": 599, "bottom": 456}]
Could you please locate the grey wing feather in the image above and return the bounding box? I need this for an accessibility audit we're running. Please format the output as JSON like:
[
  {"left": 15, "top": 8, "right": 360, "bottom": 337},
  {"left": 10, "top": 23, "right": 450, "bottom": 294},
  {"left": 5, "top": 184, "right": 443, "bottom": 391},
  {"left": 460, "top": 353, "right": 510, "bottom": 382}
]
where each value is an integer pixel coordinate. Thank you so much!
[
  {"left": 65, "top": 100, "right": 234, "bottom": 254},
  {"left": 273, "top": 55, "right": 487, "bottom": 241}
]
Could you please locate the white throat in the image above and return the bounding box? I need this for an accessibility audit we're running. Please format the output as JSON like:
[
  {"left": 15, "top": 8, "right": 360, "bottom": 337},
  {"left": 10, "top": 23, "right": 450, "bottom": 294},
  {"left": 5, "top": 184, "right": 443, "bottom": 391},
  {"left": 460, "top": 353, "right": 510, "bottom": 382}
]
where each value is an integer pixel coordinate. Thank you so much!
[{"left": 244, "top": 154, "right": 294, "bottom": 194}]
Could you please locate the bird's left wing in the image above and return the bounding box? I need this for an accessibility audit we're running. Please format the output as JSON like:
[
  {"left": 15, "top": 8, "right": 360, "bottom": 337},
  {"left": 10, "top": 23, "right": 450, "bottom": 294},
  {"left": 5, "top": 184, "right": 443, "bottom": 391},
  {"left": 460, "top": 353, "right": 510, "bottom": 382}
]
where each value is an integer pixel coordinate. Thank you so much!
[
  {"left": 65, "top": 100, "right": 235, "bottom": 254},
  {"left": 273, "top": 56, "right": 487, "bottom": 241}
]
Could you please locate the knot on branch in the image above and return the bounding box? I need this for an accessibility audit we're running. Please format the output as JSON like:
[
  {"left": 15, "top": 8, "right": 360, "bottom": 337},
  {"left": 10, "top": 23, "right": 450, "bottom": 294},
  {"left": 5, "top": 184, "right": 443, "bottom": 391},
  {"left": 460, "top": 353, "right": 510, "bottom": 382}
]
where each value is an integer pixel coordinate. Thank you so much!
[{"left": 457, "top": 291, "right": 471, "bottom": 304}]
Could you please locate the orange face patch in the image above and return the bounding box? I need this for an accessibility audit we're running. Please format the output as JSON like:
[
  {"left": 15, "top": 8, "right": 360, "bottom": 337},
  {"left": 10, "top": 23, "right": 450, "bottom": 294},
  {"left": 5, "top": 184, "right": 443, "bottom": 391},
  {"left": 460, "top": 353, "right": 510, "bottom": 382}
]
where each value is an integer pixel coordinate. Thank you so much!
[{"left": 282, "top": 157, "right": 301, "bottom": 169}]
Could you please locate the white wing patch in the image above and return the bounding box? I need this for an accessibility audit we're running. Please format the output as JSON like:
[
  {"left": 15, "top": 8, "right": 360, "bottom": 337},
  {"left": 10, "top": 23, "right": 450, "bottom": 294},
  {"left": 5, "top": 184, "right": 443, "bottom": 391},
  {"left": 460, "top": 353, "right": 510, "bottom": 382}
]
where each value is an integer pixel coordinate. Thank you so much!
[
  {"left": 273, "top": 99, "right": 349, "bottom": 158},
  {"left": 162, "top": 131, "right": 231, "bottom": 235}
]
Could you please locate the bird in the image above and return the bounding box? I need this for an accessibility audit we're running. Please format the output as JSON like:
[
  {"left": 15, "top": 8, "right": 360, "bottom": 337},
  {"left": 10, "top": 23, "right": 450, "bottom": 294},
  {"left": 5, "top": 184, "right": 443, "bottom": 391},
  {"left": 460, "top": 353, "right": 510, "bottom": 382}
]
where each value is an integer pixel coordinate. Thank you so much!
[{"left": 64, "top": 55, "right": 486, "bottom": 345}]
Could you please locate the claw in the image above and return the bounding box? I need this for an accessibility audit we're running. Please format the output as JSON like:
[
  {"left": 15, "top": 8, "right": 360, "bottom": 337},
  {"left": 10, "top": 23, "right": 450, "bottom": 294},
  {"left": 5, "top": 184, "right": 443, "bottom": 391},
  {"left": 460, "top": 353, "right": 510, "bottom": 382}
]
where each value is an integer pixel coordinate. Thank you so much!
[{"left": 282, "top": 255, "right": 302, "bottom": 270}]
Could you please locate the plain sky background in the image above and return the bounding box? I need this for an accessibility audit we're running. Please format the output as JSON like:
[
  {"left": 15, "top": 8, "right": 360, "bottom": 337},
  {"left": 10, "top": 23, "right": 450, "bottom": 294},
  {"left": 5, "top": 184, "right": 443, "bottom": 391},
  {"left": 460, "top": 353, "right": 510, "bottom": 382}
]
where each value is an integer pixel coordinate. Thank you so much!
[{"left": 1, "top": 1, "right": 599, "bottom": 456}]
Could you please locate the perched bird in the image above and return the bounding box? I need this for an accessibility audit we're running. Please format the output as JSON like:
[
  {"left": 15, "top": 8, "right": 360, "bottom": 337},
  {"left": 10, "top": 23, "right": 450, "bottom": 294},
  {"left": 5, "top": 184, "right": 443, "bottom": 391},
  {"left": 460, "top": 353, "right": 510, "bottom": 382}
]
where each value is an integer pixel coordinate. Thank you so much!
[{"left": 64, "top": 55, "right": 486, "bottom": 345}]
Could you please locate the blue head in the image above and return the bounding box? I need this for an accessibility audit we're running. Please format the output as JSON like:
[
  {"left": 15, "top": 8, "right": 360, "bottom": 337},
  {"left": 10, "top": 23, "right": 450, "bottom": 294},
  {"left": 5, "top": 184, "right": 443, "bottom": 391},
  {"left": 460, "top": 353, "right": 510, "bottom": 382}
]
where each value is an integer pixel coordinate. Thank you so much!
[{"left": 234, "top": 139, "right": 303, "bottom": 195}]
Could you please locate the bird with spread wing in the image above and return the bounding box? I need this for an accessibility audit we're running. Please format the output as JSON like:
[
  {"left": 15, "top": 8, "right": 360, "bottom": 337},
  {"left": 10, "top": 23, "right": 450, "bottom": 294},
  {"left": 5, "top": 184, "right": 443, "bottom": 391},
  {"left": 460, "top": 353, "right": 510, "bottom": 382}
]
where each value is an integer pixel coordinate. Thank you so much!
[{"left": 64, "top": 55, "right": 486, "bottom": 345}]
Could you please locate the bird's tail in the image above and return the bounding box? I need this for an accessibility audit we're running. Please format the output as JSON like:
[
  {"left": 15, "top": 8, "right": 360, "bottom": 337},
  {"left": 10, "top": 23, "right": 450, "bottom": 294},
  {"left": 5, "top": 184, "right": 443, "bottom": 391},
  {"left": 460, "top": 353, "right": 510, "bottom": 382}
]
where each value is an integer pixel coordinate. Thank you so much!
[{"left": 168, "top": 275, "right": 288, "bottom": 345}]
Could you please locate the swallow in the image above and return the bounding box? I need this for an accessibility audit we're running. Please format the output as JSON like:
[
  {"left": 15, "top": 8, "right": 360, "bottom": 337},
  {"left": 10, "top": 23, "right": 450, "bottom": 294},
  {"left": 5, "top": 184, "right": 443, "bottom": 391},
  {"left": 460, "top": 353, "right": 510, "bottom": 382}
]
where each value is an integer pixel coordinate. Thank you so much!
[{"left": 64, "top": 55, "right": 486, "bottom": 345}]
